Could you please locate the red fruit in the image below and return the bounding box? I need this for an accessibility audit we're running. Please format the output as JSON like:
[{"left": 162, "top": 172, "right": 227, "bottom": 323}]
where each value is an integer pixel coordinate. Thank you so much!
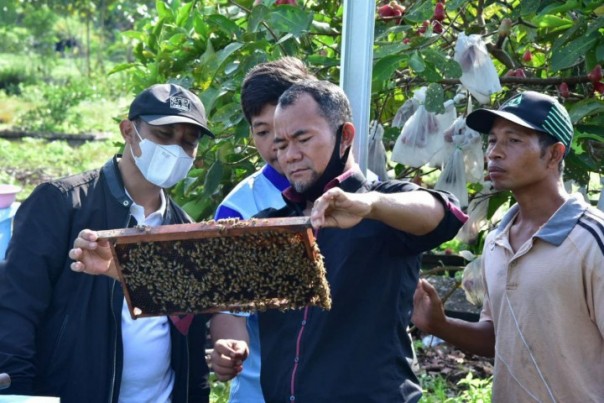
[
  {"left": 433, "top": 2, "right": 446, "bottom": 22},
  {"left": 444, "top": 248, "right": 453, "bottom": 255},
  {"left": 504, "top": 69, "right": 516, "bottom": 77},
  {"left": 432, "top": 20, "right": 443, "bottom": 34},
  {"left": 275, "top": 0, "right": 296, "bottom": 5},
  {"left": 418, "top": 19, "right": 430, "bottom": 34},
  {"left": 378, "top": 4, "right": 395, "bottom": 17},
  {"left": 588, "top": 64, "right": 602, "bottom": 83},
  {"left": 559, "top": 82, "right": 570, "bottom": 98},
  {"left": 378, "top": 3, "right": 402, "bottom": 23},
  {"left": 403, "top": 37, "right": 411, "bottom": 44},
  {"left": 514, "top": 68, "right": 526, "bottom": 78},
  {"left": 594, "top": 81, "right": 604, "bottom": 94},
  {"left": 522, "top": 50, "right": 532, "bottom": 62}
]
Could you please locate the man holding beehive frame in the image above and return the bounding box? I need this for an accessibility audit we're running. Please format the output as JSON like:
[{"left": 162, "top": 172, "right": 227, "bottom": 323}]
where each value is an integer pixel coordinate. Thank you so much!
[{"left": 213, "top": 80, "right": 467, "bottom": 402}]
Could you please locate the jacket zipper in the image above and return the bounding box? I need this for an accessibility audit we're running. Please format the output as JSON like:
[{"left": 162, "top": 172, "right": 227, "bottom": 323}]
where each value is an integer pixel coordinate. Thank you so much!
[{"left": 290, "top": 306, "right": 309, "bottom": 399}]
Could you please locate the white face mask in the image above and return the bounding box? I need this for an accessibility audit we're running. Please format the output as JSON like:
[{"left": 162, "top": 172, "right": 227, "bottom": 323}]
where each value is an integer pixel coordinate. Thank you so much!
[{"left": 130, "top": 124, "right": 195, "bottom": 188}]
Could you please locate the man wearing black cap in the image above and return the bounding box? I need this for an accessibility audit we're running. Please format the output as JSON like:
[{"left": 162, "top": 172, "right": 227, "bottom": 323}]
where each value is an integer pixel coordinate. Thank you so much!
[
  {"left": 412, "top": 91, "right": 604, "bottom": 401},
  {"left": 0, "top": 83, "right": 214, "bottom": 402}
]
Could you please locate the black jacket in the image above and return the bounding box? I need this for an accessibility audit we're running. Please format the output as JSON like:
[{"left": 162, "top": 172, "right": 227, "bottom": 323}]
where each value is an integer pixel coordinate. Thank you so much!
[{"left": 0, "top": 157, "right": 210, "bottom": 402}]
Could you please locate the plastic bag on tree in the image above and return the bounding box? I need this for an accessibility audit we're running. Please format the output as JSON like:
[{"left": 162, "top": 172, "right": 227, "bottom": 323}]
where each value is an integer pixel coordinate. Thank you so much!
[
  {"left": 457, "top": 181, "right": 495, "bottom": 243},
  {"left": 461, "top": 255, "right": 485, "bottom": 307},
  {"left": 391, "top": 88, "right": 454, "bottom": 168},
  {"left": 368, "top": 121, "right": 389, "bottom": 180},
  {"left": 429, "top": 101, "right": 460, "bottom": 168},
  {"left": 454, "top": 33, "right": 501, "bottom": 104},
  {"left": 392, "top": 98, "right": 418, "bottom": 128},
  {"left": 462, "top": 127, "right": 484, "bottom": 183},
  {"left": 435, "top": 135, "right": 468, "bottom": 208}
]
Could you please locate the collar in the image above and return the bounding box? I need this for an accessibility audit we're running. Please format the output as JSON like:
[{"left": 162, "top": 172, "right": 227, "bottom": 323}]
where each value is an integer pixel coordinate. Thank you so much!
[
  {"left": 125, "top": 186, "right": 167, "bottom": 226},
  {"left": 282, "top": 165, "right": 366, "bottom": 204},
  {"left": 495, "top": 194, "right": 589, "bottom": 246},
  {"left": 102, "top": 155, "right": 134, "bottom": 209},
  {"left": 262, "top": 164, "right": 290, "bottom": 191}
]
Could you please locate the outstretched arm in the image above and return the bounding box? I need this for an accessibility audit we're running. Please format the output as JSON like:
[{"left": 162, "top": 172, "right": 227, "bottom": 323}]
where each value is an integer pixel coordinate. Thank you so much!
[
  {"left": 412, "top": 278, "right": 495, "bottom": 357},
  {"left": 69, "top": 229, "right": 119, "bottom": 280},
  {"left": 311, "top": 187, "right": 445, "bottom": 235}
]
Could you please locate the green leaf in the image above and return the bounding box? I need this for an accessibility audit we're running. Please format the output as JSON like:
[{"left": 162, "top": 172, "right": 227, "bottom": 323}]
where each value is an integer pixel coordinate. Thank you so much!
[
  {"left": 534, "top": 15, "right": 573, "bottom": 29},
  {"left": 586, "top": 16, "right": 604, "bottom": 35},
  {"left": 422, "top": 48, "right": 462, "bottom": 79},
  {"left": 203, "top": 160, "right": 224, "bottom": 196},
  {"left": 446, "top": 0, "right": 467, "bottom": 11},
  {"left": 520, "top": 0, "right": 540, "bottom": 16},
  {"left": 206, "top": 14, "right": 243, "bottom": 38},
  {"left": 425, "top": 84, "right": 445, "bottom": 114},
  {"left": 537, "top": 0, "right": 579, "bottom": 16},
  {"left": 552, "top": 18, "right": 586, "bottom": 50},
  {"left": 155, "top": 0, "right": 172, "bottom": 20},
  {"left": 175, "top": 1, "right": 194, "bottom": 27},
  {"left": 550, "top": 32, "right": 599, "bottom": 71},
  {"left": 108, "top": 63, "right": 136, "bottom": 75},
  {"left": 404, "top": 1, "right": 433, "bottom": 24},
  {"left": 267, "top": 6, "right": 314, "bottom": 37},
  {"left": 568, "top": 98, "right": 604, "bottom": 123},
  {"left": 182, "top": 198, "right": 212, "bottom": 221},
  {"left": 409, "top": 51, "right": 426, "bottom": 73},
  {"left": 374, "top": 43, "right": 408, "bottom": 59},
  {"left": 199, "top": 87, "right": 221, "bottom": 116},
  {"left": 373, "top": 54, "right": 405, "bottom": 82},
  {"left": 248, "top": 4, "right": 270, "bottom": 32},
  {"left": 486, "top": 191, "right": 512, "bottom": 220},
  {"left": 211, "top": 42, "right": 244, "bottom": 72},
  {"left": 597, "top": 43, "right": 604, "bottom": 65}
]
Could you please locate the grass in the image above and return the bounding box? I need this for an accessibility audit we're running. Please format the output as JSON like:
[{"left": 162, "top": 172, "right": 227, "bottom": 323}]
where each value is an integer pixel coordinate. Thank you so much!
[{"left": 0, "top": 137, "right": 121, "bottom": 201}]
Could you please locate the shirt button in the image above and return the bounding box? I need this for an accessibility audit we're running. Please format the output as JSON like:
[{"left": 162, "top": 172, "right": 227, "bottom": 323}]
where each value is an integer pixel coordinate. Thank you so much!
[
  {"left": 290, "top": 396, "right": 295, "bottom": 401},
  {"left": 123, "top": 200, "right": 129, "bottom": 206},
  {"left": 294, "top": 356, "right": 299, "bottom": 362},
  {"left": 301, "top": 320, "right": 306, "bottom": 325}
]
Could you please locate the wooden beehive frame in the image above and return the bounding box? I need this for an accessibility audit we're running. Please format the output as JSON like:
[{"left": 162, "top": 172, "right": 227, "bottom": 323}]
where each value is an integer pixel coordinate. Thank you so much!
[{"left": 97, "top": 217, "right": 331, "bottom": 319}]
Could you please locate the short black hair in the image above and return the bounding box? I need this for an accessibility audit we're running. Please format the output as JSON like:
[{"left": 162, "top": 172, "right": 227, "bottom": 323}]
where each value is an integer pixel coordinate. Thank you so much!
[
  {"left": 278, "top": 80, "right": 353, "bottom": 134},
  {"left": 241, "top": 57, "right": 314, "bottom": 124}
]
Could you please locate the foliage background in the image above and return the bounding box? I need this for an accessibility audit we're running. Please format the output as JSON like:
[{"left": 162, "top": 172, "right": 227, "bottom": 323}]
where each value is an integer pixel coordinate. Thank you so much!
[
  {"left": 3, "top": 0, "right": 603, "bottom": 400},
  {"left": 105, "top": 0, "right": 604, "bottom": 227}
]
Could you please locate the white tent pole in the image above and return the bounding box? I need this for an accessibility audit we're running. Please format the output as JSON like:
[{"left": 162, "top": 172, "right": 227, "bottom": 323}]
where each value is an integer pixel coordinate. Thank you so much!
[{"left": 340, "top": 0, "right": 375, "bottom": 174}]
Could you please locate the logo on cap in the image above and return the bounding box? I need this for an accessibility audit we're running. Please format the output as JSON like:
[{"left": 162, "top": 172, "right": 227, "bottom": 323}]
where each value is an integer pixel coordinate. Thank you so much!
[
  {"left": 170, "top": 96, "right": 192, "bottom": 112},
  {"left": 504, "top": 94, "right": 522, "bottom": 108}
]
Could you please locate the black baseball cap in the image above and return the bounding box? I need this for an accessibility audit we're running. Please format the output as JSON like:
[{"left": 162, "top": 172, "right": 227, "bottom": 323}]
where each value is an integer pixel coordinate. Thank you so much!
[
  {"left": 128, "top": 83, "right": 215, "bottom": 138},
  {"left": 466, "top": 91, "right": 574, "bottom": 155}
]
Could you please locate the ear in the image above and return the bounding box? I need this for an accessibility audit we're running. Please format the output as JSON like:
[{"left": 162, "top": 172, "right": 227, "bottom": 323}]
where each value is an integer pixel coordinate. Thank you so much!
[
  {"left": 120, "top": 120, "right": 141, "bottom": 157},
  {"left": 548, "top": 142, "right": 566, "bottom": 167},
  {"left": 120, "top": 120, "right": 135, "bottom": 144},
  {"left": 340, "top": 122, "right": 355, "bottom": 155}
]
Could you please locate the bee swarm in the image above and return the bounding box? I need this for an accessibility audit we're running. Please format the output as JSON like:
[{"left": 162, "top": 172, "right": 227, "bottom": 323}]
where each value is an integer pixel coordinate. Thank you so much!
[{"left": 112, "top": 218, "right": 331, "bottom": 317}]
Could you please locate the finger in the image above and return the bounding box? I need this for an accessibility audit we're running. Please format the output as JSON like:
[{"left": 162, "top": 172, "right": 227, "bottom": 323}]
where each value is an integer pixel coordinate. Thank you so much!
[
  {"left": 68, "top": 248, "right": 82, "bottom": 261},
  {"left": 70, "top": 261, "right": 85, "bottom": 272},
  {"left": 73, "top": 237, "right": 98, "bottom": 250},
  {"left": 78, "top": 229, "right": 99, "bottom": 241}
]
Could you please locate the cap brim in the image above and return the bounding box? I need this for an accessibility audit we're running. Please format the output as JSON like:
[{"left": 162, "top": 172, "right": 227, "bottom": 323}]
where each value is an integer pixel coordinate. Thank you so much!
[
  {"left": 466, "top": 109, "right": 543, "bottom": 135},
  {"left": 140, "top": 115, "right": 215, "bottom": 138}
]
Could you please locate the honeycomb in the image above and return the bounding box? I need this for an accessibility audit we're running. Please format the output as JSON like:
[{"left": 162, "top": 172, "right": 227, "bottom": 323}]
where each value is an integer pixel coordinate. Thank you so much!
[{"left": 97, "top": 217, "right": 331, "bottom": 318}]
